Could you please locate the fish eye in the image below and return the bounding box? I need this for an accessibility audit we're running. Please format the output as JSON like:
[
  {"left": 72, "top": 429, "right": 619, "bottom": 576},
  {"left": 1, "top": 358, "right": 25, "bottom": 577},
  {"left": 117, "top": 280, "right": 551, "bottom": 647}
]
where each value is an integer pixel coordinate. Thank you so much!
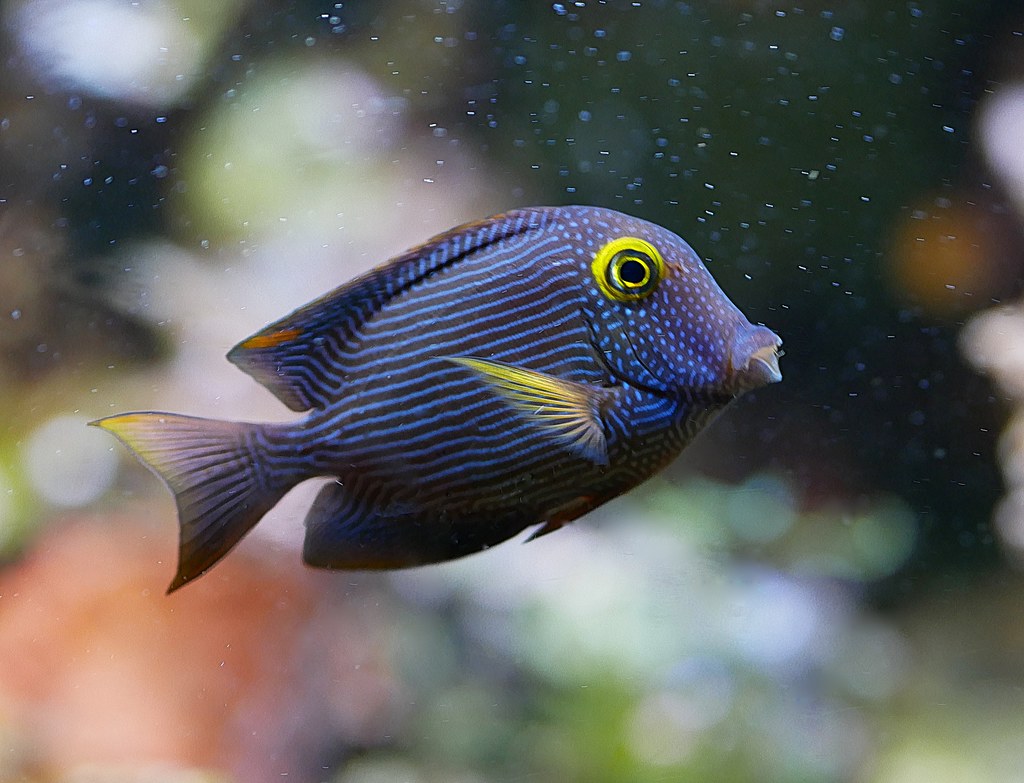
[
  {"left": 591, "top": 236, "right": 665, "bottom": 302},
  {"left": 614, "top": 254, "right": 652, "bottom": 286}
]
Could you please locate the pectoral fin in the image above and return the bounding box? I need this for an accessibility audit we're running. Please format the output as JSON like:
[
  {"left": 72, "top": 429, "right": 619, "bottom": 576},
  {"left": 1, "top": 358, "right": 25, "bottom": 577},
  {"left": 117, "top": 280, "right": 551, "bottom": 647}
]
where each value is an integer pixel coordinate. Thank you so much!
[{"left": 444, "top": 356, "right": 610, "bottom": 465}]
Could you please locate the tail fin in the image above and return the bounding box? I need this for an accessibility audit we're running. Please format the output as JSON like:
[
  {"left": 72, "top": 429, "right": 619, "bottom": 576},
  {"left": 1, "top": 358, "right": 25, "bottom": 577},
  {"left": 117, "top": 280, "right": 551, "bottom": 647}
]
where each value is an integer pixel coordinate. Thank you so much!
[{"left": 91, "top": 412, "right": 294, "bottom": 593}]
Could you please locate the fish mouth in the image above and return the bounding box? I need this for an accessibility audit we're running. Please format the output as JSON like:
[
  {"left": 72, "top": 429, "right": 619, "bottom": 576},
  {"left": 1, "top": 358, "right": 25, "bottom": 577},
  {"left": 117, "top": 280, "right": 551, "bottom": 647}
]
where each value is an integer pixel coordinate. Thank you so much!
[
  {"left": 586, "top": 316, "right": 782, "bottom": 400},
  {"left": 729, "top": 328, "right": 783, "bottom": 394},
  {"left": 745, "top": 344, "right": 783, "bottom": 385}
]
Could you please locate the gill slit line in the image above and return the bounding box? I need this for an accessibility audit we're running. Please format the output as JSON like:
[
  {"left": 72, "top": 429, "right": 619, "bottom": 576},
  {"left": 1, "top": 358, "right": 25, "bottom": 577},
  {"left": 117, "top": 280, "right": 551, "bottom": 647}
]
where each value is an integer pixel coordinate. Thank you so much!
[
  {"left": 623, "top": 327, "right": 671, "bottom": 391},
  {"left": 584, "top": 314, "right": 671, "bottom": 398}
]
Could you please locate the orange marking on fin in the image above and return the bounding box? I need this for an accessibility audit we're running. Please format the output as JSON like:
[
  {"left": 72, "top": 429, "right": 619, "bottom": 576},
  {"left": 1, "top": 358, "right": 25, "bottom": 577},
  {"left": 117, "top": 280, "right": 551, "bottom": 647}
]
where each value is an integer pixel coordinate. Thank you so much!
[{"left": 240, "top": 328, "right": 302, "bottom": 350}]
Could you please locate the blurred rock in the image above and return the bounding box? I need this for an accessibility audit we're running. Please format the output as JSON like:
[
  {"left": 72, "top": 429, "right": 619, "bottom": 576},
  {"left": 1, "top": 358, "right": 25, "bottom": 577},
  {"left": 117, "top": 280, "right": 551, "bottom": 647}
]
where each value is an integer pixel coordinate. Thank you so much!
[{"left": 0, "top": 204, "right": 161, "bottom": 395}]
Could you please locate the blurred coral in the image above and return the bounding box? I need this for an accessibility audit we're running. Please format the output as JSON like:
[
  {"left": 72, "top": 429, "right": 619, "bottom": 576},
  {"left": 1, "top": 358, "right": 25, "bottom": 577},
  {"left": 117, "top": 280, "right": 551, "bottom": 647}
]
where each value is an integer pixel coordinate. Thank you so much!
[
  {"left": 980, "top": 83, "right": 1024, "bottom": 221},
  {"left": 963, "top": 77, "right": 1024, "bottom": 565},
  {"left": 962, "top": 306, "right": 1024, "bottom": 562},
  {"left": 0, "top": 515, "right": 402, "bottom": 783}
]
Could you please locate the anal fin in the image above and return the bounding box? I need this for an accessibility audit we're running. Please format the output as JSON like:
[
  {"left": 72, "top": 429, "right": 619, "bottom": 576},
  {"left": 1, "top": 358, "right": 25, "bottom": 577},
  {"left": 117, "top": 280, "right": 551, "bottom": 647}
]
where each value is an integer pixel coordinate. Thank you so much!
[
  {"left": 302, "top": 480, "right": 531, "bottom": 570},
  {"left": 526, "top": 494, "right": 602, "bottom": 541}
]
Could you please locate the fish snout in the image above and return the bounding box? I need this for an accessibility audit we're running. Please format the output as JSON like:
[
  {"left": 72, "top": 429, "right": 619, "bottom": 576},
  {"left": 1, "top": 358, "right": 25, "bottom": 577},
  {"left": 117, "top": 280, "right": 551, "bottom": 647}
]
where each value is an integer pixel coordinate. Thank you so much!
[{"left": 728, "top": 325, "right": 783, "bottom": 394}]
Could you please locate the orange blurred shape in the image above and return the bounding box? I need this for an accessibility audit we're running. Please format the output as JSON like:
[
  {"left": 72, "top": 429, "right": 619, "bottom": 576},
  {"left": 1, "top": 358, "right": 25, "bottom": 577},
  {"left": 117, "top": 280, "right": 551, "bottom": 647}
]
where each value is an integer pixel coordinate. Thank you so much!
[
  {"left": 888, "top": 196, "right": 1011, "bottom": 317},
  {"left": 0, "top": 515, "right": 401, "bottom": 782}
]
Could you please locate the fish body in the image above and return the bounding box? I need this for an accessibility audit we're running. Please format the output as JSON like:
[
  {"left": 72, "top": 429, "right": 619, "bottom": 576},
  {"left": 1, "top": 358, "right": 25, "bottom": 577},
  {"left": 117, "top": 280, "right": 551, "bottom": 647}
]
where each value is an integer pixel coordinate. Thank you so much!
[{"left": 95, "top": 206, "right": 782, "bottom": 591}]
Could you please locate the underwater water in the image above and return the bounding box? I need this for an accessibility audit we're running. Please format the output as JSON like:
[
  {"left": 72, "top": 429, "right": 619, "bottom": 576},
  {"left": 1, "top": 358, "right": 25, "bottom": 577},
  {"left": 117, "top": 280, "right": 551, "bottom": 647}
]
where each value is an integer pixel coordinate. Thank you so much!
[{"left": 1, "top": 2, "right": 1023, "bottom": 782}]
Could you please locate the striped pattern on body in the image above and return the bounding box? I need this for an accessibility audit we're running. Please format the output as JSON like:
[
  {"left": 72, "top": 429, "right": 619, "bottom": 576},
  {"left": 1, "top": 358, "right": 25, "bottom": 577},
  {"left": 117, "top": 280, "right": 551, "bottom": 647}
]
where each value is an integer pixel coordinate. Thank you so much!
[
  {"left": 243, "top": 208, "right": 718, "bottom": 520},
  {"left": 93, "top": 205, "right": 782, "bottom": 590}
]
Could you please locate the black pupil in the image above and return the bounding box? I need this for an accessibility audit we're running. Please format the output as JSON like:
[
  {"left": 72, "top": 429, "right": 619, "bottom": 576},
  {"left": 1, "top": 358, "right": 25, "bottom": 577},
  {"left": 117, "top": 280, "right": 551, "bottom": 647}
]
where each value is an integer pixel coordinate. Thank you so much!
[{"left": 619, "top": 256, "right": 649, "bottom": 285}]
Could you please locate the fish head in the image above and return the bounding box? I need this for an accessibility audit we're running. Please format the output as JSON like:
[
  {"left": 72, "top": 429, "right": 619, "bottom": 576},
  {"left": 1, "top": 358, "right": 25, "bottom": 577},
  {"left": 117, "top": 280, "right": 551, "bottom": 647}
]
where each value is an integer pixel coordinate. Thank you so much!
[{"left": 579, "top": 208, "right": 782, "bottom": 399}]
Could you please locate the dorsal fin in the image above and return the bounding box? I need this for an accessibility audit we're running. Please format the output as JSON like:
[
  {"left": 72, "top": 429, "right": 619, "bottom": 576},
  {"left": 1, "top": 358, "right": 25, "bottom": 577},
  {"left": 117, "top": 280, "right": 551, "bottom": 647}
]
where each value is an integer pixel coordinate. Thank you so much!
[{"left": 227, "top": 208, "right": 556, "bottom": 411}]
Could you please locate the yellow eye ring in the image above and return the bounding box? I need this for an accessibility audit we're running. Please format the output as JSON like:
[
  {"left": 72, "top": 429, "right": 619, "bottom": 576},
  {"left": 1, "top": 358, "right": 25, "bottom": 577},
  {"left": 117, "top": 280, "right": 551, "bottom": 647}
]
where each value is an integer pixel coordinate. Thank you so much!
[{"left": 591, "top": 236, "right": 665, "bottom": 302}]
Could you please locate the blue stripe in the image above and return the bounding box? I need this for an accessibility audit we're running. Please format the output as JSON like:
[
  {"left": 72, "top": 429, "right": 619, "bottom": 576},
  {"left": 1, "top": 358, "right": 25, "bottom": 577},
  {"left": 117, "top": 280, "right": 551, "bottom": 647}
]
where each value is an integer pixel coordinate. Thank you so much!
[
  {"left": 344, "top": 239, "right": 574, "bottom": 348},
  {"left": 290, "top": 304, "right": 588, "bottom": 431},
  {"left": 273, "top": 235, "right": 579, "bottom": 405}
]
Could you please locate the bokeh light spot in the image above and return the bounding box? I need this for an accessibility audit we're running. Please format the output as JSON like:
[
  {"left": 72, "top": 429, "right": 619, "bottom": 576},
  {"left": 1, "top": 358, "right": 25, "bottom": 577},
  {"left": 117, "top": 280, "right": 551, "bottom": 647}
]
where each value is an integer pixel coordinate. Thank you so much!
[{"left": 24, "top": 415, "right": 118, "bottom": 508}]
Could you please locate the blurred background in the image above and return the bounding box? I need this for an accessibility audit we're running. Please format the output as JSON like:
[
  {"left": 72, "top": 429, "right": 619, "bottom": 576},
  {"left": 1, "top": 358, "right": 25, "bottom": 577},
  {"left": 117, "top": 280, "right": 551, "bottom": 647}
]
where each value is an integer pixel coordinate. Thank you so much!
[{"left": 2, "top": 1, "right": 1024, "bottom": 781}]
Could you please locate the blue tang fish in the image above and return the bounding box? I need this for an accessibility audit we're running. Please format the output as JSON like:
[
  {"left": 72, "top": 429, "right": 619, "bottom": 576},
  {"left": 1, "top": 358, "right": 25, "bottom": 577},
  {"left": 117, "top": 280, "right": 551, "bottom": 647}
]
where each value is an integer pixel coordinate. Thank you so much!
[{"left": 94, "top": 206, "right": 782, "bottom": 592}]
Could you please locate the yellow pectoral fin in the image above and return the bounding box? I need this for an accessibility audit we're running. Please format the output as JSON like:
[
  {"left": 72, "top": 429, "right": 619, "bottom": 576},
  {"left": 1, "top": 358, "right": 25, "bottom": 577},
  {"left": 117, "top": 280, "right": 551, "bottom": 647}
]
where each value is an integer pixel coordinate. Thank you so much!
[{"left": 443, "top": 356, "right": 610, "bottom": 465}]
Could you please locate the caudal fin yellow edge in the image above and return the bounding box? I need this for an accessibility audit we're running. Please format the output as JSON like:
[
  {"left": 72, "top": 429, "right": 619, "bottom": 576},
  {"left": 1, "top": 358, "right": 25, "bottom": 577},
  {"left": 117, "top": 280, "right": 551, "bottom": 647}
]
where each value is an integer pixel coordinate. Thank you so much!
[{"left": 91, "top": 412, "right": 291, "bottom": 592}]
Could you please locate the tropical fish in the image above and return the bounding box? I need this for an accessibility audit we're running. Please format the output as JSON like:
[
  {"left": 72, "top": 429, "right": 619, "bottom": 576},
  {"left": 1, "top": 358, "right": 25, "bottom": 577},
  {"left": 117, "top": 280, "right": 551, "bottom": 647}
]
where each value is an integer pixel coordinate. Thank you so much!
[{"left": 94, "top": 206, "right": 782, "bottom": 592}]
